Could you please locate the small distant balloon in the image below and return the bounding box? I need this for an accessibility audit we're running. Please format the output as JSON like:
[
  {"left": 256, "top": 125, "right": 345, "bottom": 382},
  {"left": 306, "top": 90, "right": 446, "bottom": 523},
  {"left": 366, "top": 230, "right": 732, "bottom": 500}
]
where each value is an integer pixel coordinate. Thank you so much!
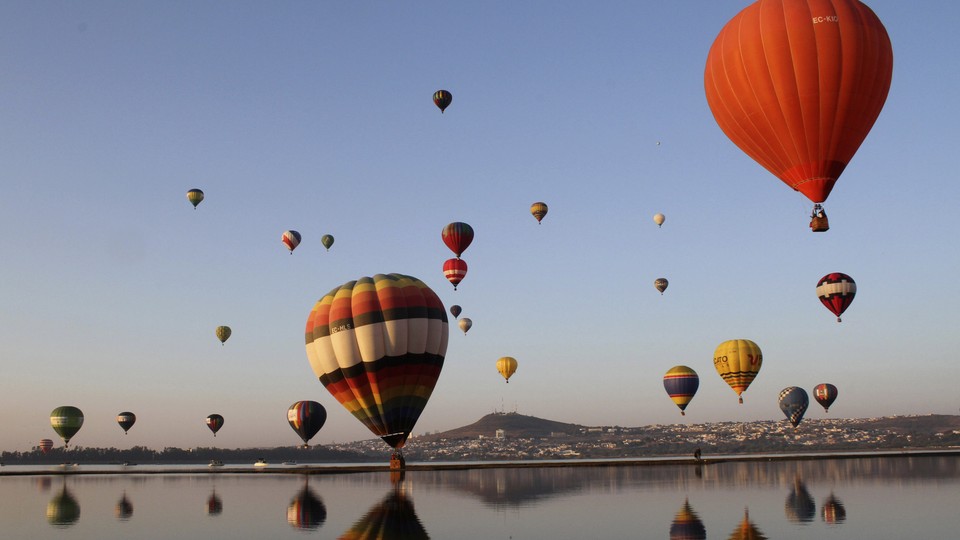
[
  {"left": 287, "top": 401, "right": 327, "bottom": 447},
  {"left": 813, "top": 383, "right": 838, "bottom": 413},
  {"left": 663, "top": 365, "right": 699, "bottom": 416},
  {"left": 653, "top": 213, "right": 665, "bottom": 227},
  {"left": 215, "top": 326, "right": 231, "bottom": 345},
  {"left": 443, "top": 258, "right": 468, "bottom": 290},
  {"left": 321, "top": 234, "right": 334, "bottom": 251},
  {"left": 441, "top": 222, "right": 474, "bottom": 258},
  {"left": 116, "top": 412, "right": 136, "bottom": 434},
  {"left": 186, "top": 188, "right": 204, "bottom": 209},
  {"left": 39, "top": 438, "right": 54, "bottom": 454},
  {"left": 282, "top": 230, "right": 302, "bottom": 254},
  {"left": 779, "top": 387, "right": 809, "bottom": 427},
  {"left": 496, "top": 356, "right": 518, "bottom": 383},
  {"left": 530, "top": 202, "right": 548, "bottom": 224},
  {"left": 433, "top": 90, "right": 452, "bottom": 113},
  {"left": 458, "top": 317, "right": 472, "bottom": 335},
  {"left": 450, "top": 305, "right": 462, "bottom": 319},
  {"left": 655, "top": 278, "right": 669, "bottom": 295},
  {"left": 206, "top": 414, "right": 224, "bottom": 437},
  {"left": 816, "top": 273, "right": 856, "bottom": 322}
]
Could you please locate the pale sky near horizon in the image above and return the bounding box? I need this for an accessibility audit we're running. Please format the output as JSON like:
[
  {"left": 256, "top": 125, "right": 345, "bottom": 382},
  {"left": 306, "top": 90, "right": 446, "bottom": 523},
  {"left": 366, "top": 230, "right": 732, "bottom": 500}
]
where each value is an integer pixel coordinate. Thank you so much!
[{"left": 2, "top": 1, "right": 959, "bottom": 452}]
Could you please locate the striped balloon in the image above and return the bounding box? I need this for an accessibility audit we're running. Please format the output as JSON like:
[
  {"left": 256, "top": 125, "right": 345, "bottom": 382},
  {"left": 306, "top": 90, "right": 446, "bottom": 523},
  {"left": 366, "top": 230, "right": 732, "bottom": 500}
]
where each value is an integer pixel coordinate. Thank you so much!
[
  {"left": 38, "top": 438, "right": 54, "bottom": 454},
  {"left": 282, "top": 230, "right": 302, "bottom": 253},
  {"left": 116, "top": 411, "right": 136, "bottom": 434},
  {"left": 816, "top": 273, "right": 856, "bottom": 322},
  {"left": 433, "top": 90, "right": 452, "bottom": 113},
  {"left": 530, "top": 202, "right": 548, "bottom": 224},
  {"left": 186, "top": 188, "right": 204, "bottom": 209},
  {"left": 50, "top": 406, "right": 84, "bottom": 447},
  {"left": 442, "top": 258, "right": 468, "bottom": 290},
  {"left": 713, "top": 339, "right": 762, "bottom": 404},
  {"left": 287, "top": 401, "right": 327, "bottom": 447},
  {"left": 663, "top": 366, "right": 699, "bottom": 415},
  {"left": 304, "top": 274, "right": 448, "bottom": 449},
  {"left": 206, "top": 414, "right": 224, "bottom": 436}
]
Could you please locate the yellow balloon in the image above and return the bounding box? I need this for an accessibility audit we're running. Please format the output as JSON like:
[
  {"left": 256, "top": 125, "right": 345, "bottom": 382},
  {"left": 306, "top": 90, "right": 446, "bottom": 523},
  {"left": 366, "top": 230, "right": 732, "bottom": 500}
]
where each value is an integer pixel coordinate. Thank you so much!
[
  {"left": 713, "top": 339, "right": 762, "bottom": 403},
  {"left": 496, "top": 356, "right": 518, "bottom": 383}
]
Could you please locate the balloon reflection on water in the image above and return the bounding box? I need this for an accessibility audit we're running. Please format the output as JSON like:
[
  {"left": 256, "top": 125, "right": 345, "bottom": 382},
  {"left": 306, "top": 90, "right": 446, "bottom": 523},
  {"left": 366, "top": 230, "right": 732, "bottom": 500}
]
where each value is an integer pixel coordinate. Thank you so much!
[
  {"left": 115, "top": 491, "right": 134, "bottom": 521},
  {"left": 727, "top": 509, "right": 766, "bottom": 540},
  {"left": 206, "top": 488, "right": 223, "bottom": 516},
  {"left": 784, "top": 476, "right": 816, "bottom": 524},
  {"left": 339, "top": 488, "right": 429, "bottom": 540},
  {"left": 670, "top": 499, "right": 706, "bottom": 540},
  {"left": 287, "top": 484, "right": 327, "bottom": 530},
  {"left": 46, "top": 485, "right": 80, "bottom": 528},
  {"left": 821, "top": 493, "right": 847, "bottom": 524}
]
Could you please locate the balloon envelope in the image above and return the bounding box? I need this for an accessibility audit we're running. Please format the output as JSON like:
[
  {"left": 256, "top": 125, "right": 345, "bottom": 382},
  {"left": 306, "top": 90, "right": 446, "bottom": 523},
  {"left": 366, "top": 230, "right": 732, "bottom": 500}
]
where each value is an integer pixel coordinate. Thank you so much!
[
  {"left": 713, "top": 339, "right": 762, "bottom": 403},
  {"left": 50, "top": 406, "right": 84, "bottom": 447},
  {"left": 116, "top": 412, "right": 136, "bottom": 434},
  {"left": 441, "top": 222, "right": 473, "bottom": 258},
  {"left": 186, "top": 188, "right": 204, "bottom": 208},
  {"left": 816, "top": 273, "right": 856, "bottom": 322},
  {"left": 321, "top": 234, "right": 335, "bottom": 251},
  {"left": 704, "top": 0, "right": 893, "bottom": 206},
  {"left": 215, "top": 325, "right": 231, "bottom": 344},
  {"left": 39, "top": 439, "right": 54, "bottom": 454},
  {"left": 496, "top": 356, "right": 518, "bottom": 383},
  {"left": 655, "top": 278, "right": 669, "bottom": 295},
  {"left": 813, "top": 383, "right": 838, "bottom": 412},
  {"left": 779, "top": 386, "right": 810, "bottom": 427},
  {"left": 442, "top": 258, "right": 468, "bottom": 290},
  {"left": 458, "top": 317, "right": 472, "bottom": 335},
  {"left": 206, "top": 414, "right": 224, "bottom": 436},
  {"left": 663, "top": 366, "right": 699, "bottom": 415},
  {"left": 653, "top": 213, "right": 665, "bottom": 227},
  {"left": 433, "top": 90, "right": 452, "bottom": 113},
  {"left": 304, "top": 274, "right": 448, "bottom": 449},
  {"left": 449, "top": 305, "right": 461, "bottom": 319},
  {"left": 287, "top": 401, "right": 327, "bottom": 446},
  {"left": 530, "top": 202, "right": 548, "bottom": 223},
  {"left": 282, "top": 230, "right": 302, "bottom": 253}
]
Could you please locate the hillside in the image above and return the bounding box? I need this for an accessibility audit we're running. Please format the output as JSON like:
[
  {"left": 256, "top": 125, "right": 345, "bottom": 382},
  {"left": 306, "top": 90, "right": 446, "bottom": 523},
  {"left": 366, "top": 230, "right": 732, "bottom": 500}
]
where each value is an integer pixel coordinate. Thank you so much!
[{"left": 421, "top": 412, "right": 584, "bottom": 440}]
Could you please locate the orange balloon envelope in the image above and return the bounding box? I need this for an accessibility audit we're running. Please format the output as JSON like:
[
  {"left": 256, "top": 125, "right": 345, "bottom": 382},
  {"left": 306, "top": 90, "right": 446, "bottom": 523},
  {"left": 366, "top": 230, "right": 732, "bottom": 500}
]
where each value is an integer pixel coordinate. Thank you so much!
[{"left": 705, "top": 0, "right": 893, "bottom": 206}]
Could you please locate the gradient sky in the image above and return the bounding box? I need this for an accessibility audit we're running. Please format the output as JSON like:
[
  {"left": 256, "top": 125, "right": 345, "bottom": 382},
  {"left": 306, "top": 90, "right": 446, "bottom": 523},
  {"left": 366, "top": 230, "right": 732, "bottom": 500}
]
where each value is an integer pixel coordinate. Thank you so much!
[{"left": 2, "top": 1, "right": 958, "bottom": 452}]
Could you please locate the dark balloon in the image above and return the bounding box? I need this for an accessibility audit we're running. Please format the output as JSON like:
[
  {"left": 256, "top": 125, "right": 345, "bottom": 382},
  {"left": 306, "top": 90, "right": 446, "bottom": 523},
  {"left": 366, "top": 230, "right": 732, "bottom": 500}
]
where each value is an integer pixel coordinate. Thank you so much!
[
  {"left": 778, "top": 387, "right": 809, "bottom": 428},
  {"left": 287, "top": 401, "right": 327, "bottom": 447},
  {"left": 449, "top": 304, "right": 462, "bottom": 318},
  {"left": 206, "top": 414, "right": 224, "bottom": 437},
  {"left": 287, "top": 486, "right": 327, "bottom": 530},
  {"left": 116, "top": 412, "right": 136, "bottom": 434},
  {"left": 433, "top": 90, "right": 452, "bottom": 113},
  {"left": 813, "top": 383, "right": 839, "bottom": 413}
]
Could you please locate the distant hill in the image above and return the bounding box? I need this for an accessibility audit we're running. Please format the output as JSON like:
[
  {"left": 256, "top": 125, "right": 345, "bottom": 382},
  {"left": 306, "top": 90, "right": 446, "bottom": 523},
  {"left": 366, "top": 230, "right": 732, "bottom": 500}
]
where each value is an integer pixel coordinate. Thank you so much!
[{"left": 421, "top": 412, "right": 583, "bottom": 440}]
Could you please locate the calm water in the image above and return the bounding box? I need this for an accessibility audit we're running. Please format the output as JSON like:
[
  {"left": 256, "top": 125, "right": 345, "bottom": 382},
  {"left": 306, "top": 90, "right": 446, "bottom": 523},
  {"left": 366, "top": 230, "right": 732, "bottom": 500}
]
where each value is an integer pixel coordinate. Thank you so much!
[{"left": 1, "top": 455, "right": 958, "bottom": 539}]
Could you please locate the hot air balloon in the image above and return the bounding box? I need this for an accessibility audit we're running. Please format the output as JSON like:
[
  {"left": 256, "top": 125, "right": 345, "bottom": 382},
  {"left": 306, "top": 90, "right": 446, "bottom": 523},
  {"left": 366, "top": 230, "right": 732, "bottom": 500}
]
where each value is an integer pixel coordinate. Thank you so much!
[
  {"left": 530, "top": 202, "right": 548, "bottom": 224},
  {"left": 116, "top": 412, "right": 136, "bottom": 434},
  {"left": 655, "top": 278, "right": 669, "bottom": 295},
  {"left": 441, "top": 222, "right": 473, "bottom": 258},
  {"left": 321, "top": 234, "right": 335, "bottom": 251},
  {"left": 813, "top": 383, "right": 838, "bottom": 413},
  {"left": 186, "top": 188, "right": 204, "bottom": 209},
  {"left": 287, "top": 401, "right": 327, "bottom": 447},
  {"left": 449, "top": 305, "right": 461, "bottom": 319},
  {"left": 433, "top": 90, "right": 452, "bottom": 113},
  {"left": 38, "top": 439, "right": 54, "bottom": 454},
  {"left": 206, "top": 414, "right": 224, "bottom": 437},
  {"left": 779, "top": 387, "right": 810, "bottom": 427},
  {"left": 215, "top": 326, "right": 231, "bottom": 345},
  {"left": 654, "top": 213, "right": 665, "bottom": 227},
  {"left": 50, "top": 406, "right": 84, "bottom": 448},
  {"left": 816, "top": 273, "right": 856, "bottom": 322},
  {"left": 713, "top": 339, "right": 762, "bottom": 404},
  {"left": 282, "top": 230, "right": 302, "bottom": 254},
  {"left": 443, "top": 258, "right": 468, "bottom": 290},
  {"left": 304, "top": 274, "right": 448, "bottom": 453},
  {"left": 496, "top": 356, "right": 518, "bottom": 383},
  {"left": 704, "top": 0, "right": 893, "bottom": 230},
  {"left": 458, "top": 317, "right": 472, "bottom": 335},
  {"left": 663, "top": 366, "right": 699, "bottom": 416}
]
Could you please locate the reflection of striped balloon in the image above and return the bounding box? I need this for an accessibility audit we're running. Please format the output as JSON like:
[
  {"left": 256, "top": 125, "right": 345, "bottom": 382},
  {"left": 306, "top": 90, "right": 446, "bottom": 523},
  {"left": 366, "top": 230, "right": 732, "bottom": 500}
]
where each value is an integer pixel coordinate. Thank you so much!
[
  {"left": 340, "top": 491, "right": 428, "bottom": 540},
  {"left": 304, "top": 274, "right": 448, "bottom": 449},
  {"left": 713, "top": 339, "right": 762, "bottom": 403},
  {"left": 287, "top": 486, "right": 327, "bottom": 530},
  {"left": 778, "top": 387, "right": 809, "bottom": 427},
  {"left": 282, "top": 230, "right": 302, "bottom": 253},
  {"left": 670, "top": 499, "right": 706, "bottom": 540},
  {"left": 816, "top": 273, "right": 856, "bottom": 322},
  {"left": 663, "top": 366, "right": 699, "bottom": 415}
]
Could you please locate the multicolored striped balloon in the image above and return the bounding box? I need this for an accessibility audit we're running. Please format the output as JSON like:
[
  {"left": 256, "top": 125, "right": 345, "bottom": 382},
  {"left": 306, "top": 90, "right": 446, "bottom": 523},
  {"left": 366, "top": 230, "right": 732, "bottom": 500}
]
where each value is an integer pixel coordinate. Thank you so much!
[
  {"left": 206, "top": 414, "right": 224, "bottom": 436},
  {"left": 816, "top": 273, "right": 856, "bottom": 322},
  {"left": 287, "top": 401, "right": 327, "bottom": 447},
  {"left": 433, "top": 90, "right": 452, "bottom": 113},
  {"left": 38, "top": 438, "right": 54, "bottom": 454},
  {"left": 282, "top": 230, "right": 302, "bottom": 253},
  {"left": 713, "top": 339, "right": 762, "bottom": 404},
  {"left": 304, "top": 274, "right": 448, "bottom": 450},
  {"left": 663, "top": 365, "right": 699, "bottom": 415},
  {"left": 530, "top": 202, "right": 548, "bottom": 224}
]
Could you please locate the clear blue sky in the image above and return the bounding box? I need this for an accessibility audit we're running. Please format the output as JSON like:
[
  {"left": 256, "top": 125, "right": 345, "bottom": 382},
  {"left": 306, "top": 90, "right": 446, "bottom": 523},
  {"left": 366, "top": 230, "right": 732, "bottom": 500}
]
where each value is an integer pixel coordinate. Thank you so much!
[{"left": 2, "top": 1, "right": 958, "bottom": 452}]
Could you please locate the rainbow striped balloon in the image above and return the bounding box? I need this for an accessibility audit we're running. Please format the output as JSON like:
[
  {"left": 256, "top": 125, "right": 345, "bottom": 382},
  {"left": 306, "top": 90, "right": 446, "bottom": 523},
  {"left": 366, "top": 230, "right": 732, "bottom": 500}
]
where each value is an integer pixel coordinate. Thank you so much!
[{"left": 304, "top": 274, "right": 448, "bottom": 449}]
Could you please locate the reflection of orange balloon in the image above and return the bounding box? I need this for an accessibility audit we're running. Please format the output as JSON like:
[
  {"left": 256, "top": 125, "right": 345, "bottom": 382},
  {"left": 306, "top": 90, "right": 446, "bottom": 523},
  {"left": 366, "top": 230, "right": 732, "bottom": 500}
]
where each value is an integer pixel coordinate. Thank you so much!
[{"left": 705, "top": 0, "right": 893, "bottom": 206}]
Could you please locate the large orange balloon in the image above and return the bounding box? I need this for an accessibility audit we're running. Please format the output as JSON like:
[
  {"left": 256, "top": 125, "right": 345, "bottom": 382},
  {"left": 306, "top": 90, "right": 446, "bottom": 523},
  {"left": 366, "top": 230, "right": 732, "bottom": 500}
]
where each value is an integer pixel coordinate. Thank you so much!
[{"left": 705, "top": 0, "right": 893, "bottom": 205}]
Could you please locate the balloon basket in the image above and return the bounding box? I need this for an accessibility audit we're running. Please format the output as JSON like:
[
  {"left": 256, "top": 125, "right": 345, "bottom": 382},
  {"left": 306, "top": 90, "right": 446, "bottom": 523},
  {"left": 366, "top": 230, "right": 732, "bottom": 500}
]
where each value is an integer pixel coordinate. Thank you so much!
[
  {"left": 809, "top": 205, "right": 829, "bottom": 232},
  {"left": 390, "top": 453, "right": 406, "bottom": 470}
]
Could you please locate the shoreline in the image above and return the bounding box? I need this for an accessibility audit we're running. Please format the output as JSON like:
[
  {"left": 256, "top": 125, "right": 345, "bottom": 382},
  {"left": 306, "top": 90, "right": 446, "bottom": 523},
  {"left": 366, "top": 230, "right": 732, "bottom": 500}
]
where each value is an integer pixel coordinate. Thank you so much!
[{"left": 2, "top": 447, "right": 958, "bottom": 477}]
